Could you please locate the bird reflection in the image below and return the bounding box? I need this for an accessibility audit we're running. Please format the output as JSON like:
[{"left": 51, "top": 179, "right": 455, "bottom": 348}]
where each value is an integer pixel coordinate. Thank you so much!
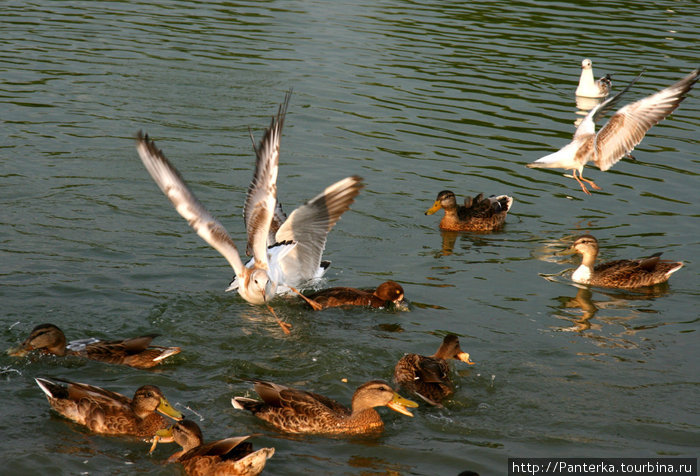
[
  {"left": 552, "top": 284, "right": 672, "bottom": 341},
  {"left": 435, "top": 230, "right": 492, "bottom": 256},
  {"left": 574, "top": 96, "right": 605, "bottom": 127}
]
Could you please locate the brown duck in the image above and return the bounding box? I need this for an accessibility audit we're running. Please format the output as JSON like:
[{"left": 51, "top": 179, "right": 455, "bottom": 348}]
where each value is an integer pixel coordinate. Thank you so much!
[
  {"left": 35, "top": 377, "right": 182, "bottom": 436},
  {"left": 150, "top": 420, "right": 274, "bottom": 476},
  {"left": 301, "top": 281, "right": 408, "bottom": 310},
  {"left": 231, "top": 380, "right": 417, "bottom": 436},
  {"left": 8, "top": 323, "right": 180, "bottom": 368},
  {"left": 567, "top": 235, "right": 683, "bottom": 288},
  {"left": 393, "top": 334, "right": 474, "bottom": 405},
  {"left": 425, "top": 190, "right": 513, "bottom": 232}
]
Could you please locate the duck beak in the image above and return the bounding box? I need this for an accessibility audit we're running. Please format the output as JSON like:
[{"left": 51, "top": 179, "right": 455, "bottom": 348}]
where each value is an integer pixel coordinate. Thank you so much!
[
  {"left": 557, "top": 245, "right": 577, "bottom": 256},
  {"left": 424, "top": 200, "right": 442, "bottom": 215},
  {"left": 149, "top": 426, "right": 175, "bottom": 453},
  {"left": 393, "top": 298, "right": 410, "bottom": 312},
  {"left": 157, "top": 398, "right": 183, "bottom": 421},
  {"left": 7, "top": 345, "right": 30, "bottom": 357},
  {"left": 387, "top": 392, "right": 419, "bottom": 417},
  {"left": 457, "top": 351, "right": 475, "bottom": 365}
]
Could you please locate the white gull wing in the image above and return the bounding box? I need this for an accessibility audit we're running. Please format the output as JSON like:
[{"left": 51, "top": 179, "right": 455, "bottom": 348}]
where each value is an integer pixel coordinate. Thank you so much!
[
  {"left": 243, "top": 91, "right": 291, "bottom": 262},
  {"left": 274, "top": 175, "right": 364, "bottom": 287},
  {"left": 135, "top": 132, "right": 246, "bottom": 279},
  {"left": 592, "top": 68, "right": 699, "bottom": 171},
  {"left": 527, "top": 71, "right": 644, "bottom": 171}
]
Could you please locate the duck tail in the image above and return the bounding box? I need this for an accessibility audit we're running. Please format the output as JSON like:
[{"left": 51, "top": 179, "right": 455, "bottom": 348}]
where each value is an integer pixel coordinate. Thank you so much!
[
  {"left": 35, "top": 377, "right": 68, "bottom": 399},
  {"left": 231, "top": 396, "right": 263, "bottom": 412}
]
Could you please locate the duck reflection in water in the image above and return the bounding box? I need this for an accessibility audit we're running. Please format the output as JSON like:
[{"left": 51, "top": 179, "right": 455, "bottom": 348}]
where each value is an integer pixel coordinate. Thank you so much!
[{"left": 553, "top": 284, "right": 672, "bottom": 337}]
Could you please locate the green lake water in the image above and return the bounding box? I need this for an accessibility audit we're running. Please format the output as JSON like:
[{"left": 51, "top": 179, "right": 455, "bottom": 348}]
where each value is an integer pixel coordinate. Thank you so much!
[{"left": 1, "top": 1, "right": 698, "bottom": 475}]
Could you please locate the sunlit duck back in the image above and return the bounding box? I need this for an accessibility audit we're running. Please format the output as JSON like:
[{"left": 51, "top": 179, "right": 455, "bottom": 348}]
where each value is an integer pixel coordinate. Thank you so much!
[
  {"left": 425, "top": 190, "right": 513, "bottom": 232},
  {"left": 303, "top": 281, "right": 407, "bottom": 310},
  {"left": 8, "top": 323, "right": 180, "bottom": 368},
  {"left": 393, "top": 334, "right": 474, "bottom": 405},
  {"left": 35, "top": 377, "right": 182, "bottom": 437},
  {"left": 569, "top": 235, "right": 683, "bottom": 288},
  {"left": 231, "top": 379, "right": 417, "bottom": 435},
  {"left": 150, "top": 419, "right": 274, "bottom": 476}
]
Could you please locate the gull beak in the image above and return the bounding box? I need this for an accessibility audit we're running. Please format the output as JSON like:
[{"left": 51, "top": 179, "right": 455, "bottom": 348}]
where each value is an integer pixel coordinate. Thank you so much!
[
  {"left": 425, "top": 200, "right": 442, "bottom": 216},
  {"left": 457, "top": 351, "right": 475, "bottom": 365},
  {"left": 157, "top": 398, "right": 183, "bottom": 421},
  {"left": 386, "top": 392, "right": 419, "bottom": 417}
]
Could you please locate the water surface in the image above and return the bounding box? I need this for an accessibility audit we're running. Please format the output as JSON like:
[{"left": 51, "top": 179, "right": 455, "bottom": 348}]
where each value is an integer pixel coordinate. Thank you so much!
[{"left": 1, "top": 1, "right": 698, "bottom": 475}]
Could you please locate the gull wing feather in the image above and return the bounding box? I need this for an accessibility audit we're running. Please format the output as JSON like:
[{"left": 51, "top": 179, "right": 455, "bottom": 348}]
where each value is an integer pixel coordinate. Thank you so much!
[
  {"left": 135, "top": 132, "right": 245, "bottom": 278},
  {"left": 275, "top": 176, "right": 364, "bottom": 285},
  {"left": 593, "top": 68, "right": 699, "bottom": 171},
  {"left": 244, "top": 91, "right": 292, "bottom": 265},
  {"left": 574, "top": 70, "right": 644, "bottom": 140}
]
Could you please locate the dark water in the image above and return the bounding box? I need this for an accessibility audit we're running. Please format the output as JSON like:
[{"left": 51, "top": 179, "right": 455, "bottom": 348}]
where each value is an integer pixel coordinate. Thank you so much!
[{"left": 1, "top": 1, "right": 698, "bottom": 475}]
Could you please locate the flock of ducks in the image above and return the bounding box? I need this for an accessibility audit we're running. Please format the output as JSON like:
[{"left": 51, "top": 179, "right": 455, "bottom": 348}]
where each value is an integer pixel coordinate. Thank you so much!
[{"left": 9, "top": 60, "right": 697, "bottom": 475}]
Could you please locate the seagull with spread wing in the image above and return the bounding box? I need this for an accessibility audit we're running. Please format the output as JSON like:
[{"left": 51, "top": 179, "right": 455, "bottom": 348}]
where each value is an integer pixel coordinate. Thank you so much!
[
  {"left": 528, "top": 68, "right": 699, "bottom": 195},
  {"left": 136, "top": 91, "right": 363, "bottom": 331}
]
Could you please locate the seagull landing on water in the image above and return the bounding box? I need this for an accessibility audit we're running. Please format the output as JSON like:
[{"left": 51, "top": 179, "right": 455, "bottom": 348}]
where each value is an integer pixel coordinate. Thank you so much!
[
  {"left": 576, "top": 59, "right": 612, "bottom": 98},
  {"left": 135, "top": 91, "right": 363, "bottom": 331},
  {"left": 527, "top": 68, "right": 699, "bottom": 195}
]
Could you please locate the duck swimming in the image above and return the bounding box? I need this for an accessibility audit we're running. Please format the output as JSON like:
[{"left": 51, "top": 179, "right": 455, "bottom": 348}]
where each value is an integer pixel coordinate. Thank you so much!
[
  {"left": 8, "top": 323, "right": 180, "bottom": 369},
  {"left": 231, "top": 379, "right": 417, "bottom": 436},
  {"left": 150, "top": 419, "right": 274, "bottom": 476},
  {"left": 393, "top": 334, "right": 474, "bottom": 405},
  {"left": 576, "top": 58, "right": 612, "bottom": 98},
  {"left": 528, "top": 68, "right": 699, "bottom": 195},
  {"left": 302, "top": 281, "right": 408, "bottom": 311},
  {"left": 566, "top": 235, "right": 683, "bottom": 288},
  {"left": 35, "top": 377, "right": 182, "bottom": 437},
  {"left": 425, "top": 191, "right": 513, "bottom": 232}
]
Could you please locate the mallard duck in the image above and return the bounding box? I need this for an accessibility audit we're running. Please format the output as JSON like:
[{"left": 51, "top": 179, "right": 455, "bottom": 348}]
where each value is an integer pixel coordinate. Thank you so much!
[
  {"left": 231, "top": 380, "right": 418, "bottom": 435},
  {"left": 567, "top": 235, "right": 683, "bottom": 288},
  {"left": 135, "top": 90, "right": 363, "bottom": 309},
  {"left": 425, "top": 191, "right": 513, "bottom": 232},
  {"left": 528, "top": 68, "right": 699, "bottom": 195},
  {"left": 149, "top": 420, "right": 274, "bottom": 476},
  {"left": 7, "top": 323, "right": 180, "bottom": 368},
  {"left": 301, "top": 281, "right": 408, "bottom": 311},
  {"left": 393, "top": 334, "right": 474, "bottom": 405},
  {"left": 576, "top": 59, "right": 612, "bottom": 98},
  {"left": 35, "top": 377, "right": 182, "bottom": 436}
]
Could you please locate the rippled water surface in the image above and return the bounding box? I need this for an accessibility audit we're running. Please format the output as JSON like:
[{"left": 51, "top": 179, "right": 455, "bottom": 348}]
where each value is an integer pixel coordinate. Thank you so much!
[{"left": 1, "top": 1, "right": 698, "bottom": 475}]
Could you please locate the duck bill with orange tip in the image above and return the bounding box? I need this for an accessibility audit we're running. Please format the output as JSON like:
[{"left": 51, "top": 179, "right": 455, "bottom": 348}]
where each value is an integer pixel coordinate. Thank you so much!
[
  {"left": 386, "top": 392, "right": 419, "bottom": 417},
  {"left": 457, "top": 351, "right": 475, "bottom": 365},
  {"left": 424, "top": 200, "right": 442, "bottom": 215},
  {"left": 157, "top": 398, "right": 183, "bottom": 421}
]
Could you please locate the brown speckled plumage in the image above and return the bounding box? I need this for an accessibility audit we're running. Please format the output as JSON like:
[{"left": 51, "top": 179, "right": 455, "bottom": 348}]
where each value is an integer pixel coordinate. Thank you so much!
[
  {"left": 425, "top": 190, "right": 513, "bottom": 232},
  {"left": 153, "top": 420, "right": 274, "bottom": 476},
  {"left": 570, "top": 235, "right": 683, "bottom": 288},
  {"left": 231, "top": 380, "right": 417, "bottom": 435},
  {"left": 303, "top": 281, "right": 407, "bottom": 310},
  {"left": 35, "top": 377, "right": 182, "bottom": 437},
  {"left": 9, "top": 324, "right": 180, "bottom": 369},
  {"left": 393, "top": 334, "right": 473, "bottom": 405}
]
